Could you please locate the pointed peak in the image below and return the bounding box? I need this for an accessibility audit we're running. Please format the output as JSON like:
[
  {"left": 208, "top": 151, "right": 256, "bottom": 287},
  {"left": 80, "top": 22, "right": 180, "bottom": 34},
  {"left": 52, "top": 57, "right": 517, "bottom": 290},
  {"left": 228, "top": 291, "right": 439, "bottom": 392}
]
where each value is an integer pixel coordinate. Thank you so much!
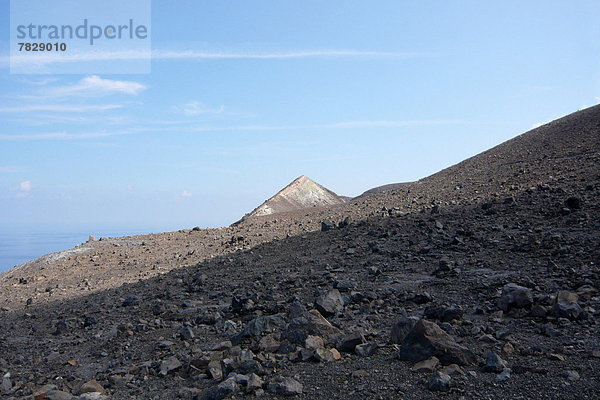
[
  {"left": 292, "top": 175, "right": 311, "bottom": 183},
  {"left": 242, "top": 175, "right": 347, "bottom": 220}
]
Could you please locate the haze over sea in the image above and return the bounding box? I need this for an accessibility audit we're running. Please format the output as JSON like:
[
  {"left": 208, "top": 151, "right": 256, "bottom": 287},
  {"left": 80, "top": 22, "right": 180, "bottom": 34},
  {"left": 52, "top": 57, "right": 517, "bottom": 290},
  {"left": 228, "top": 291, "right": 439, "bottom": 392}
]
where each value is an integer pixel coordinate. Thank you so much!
[{"left": 0, "top": 225, "right": 183, "bottom": 273}]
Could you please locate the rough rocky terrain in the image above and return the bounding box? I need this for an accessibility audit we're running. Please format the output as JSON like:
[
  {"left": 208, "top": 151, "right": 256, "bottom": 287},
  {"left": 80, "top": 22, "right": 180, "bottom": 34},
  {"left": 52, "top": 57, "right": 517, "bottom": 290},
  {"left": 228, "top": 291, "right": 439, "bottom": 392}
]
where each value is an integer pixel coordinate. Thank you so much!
[{"left": 0, "top": 106, "right": 599, "bottom": 399}]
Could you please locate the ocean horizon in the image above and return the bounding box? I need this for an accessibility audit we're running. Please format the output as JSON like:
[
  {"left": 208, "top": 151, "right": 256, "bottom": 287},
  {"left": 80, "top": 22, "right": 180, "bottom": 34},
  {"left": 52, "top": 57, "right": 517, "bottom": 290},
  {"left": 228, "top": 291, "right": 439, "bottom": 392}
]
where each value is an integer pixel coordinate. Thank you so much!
[{"left": 0, "top": 226, "right": 177, "bottom": 273}]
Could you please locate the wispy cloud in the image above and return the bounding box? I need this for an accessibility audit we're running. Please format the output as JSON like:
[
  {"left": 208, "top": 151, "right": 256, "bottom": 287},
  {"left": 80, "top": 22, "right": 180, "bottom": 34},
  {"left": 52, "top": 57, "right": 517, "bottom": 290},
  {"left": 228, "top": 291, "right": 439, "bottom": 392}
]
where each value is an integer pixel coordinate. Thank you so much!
[
  {"left": 0, "top": 119, "right": 474, "bottom": 141},
  {"left": 323, "top": 119, "right": 466, "bottom": 129},
  {"left": 44, "top": 75, "right": 146, "bottom": 97},
  {"left": 16, "top": 77, "right": 60, "bottom": 86},
  {"left": 0, "top": 129, "right": 135, "bottom": 141},
  {"left": 17, "top": 180, "right": 32, "bottom": 198},
  {"left": 0, "top": 166, "right": 22, "bottom": 173},
  {"left": 173, "top": 101, "right": 224, "bottom": 116},
  {"left": 152, "top": 49, "right": 432, "bottom": 60},
  {"left": 0, "top": 104, "right": 124, "bottom": 113},
  {"left": 19, "top": 181, "right": 31, "bottom": 191},
  {"left": 3, "top": 49, "right": 435, "bottom": 67}
]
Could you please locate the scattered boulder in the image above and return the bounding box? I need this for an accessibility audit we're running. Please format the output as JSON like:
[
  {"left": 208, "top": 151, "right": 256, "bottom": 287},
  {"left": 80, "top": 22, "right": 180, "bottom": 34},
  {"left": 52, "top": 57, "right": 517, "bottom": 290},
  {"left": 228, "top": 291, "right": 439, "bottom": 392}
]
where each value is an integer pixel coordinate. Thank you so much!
[
  {"left": 81, "top": 380, "right": 104, "bottom": 394},
  {"left": 1, "top": 373, "right": 11, "bottom": 393},
  {"left": 337, "top": 332, "right": 366, "bottom": 353},
  {"left": 283, "top": 310, "right": 341, "bottom": 346},
  {"left": 484, "top": 352, "right": 507, "bottom": 373},
  {"left": 53, "top": 321, "right": 68, "bottom": 336},
  {"left": 315, "top": 348, "right": 341, "bottom": 362},
  {"left": 305, "top": 335, "right": 325, "bottom": 350},
  {"left": 427, "top": 371, "right": 453, "bottom": 392},
  {"left": 496, "top": 368, "right": 511, "bottom": 382},
  {"left": 529, "top": 305, "right": 548, "bottom": 318},
  {"left": 236, "top": 314, "right": 286, "bottom": 341},
  {"left": 390, "top": 316, "right": 419, "bottom": 344},
  {"left": 208, "top": 360, "right": 223, "bottom": 380},
  {"left": 411, "top": 291, "right": 433, "bottom": 304},
  {"left": 200, "top": 377, "right": 240, "bottom": 400},
  {"left": 562, "top": 370, "right": 580, "bottom": 381},
  {"left": 552, "top": 302, "right": 582, "bottom": 320},
  {"left": 424, "top": 305, "right": 463, "bottom": 322},
  {"left": 321, "top": 221, "right": 336, "bottom": 231},
  {"left": 411, "top": 356, "right": 440, "bottom": 373},
  {"left": 497, "top": 283, "right": 533, "bottom": 312},
  {"left": 247, "top": 373, "right": 264, "bottom": 392},
  {"left": 557, "top": 290, "right": 578, "bottom": 303},
  {"left": 159, "top": 356, "right": 182, "bottom": 376},
  {"left": 238, "top": 359, "right": 263, "bottom": 375},
  {"left": 355, "top": 342, "right": 378, "bottom": 357},
  {"left": 259, "top": 334, "right": 281, "bottom": 353},
  {"left": 315, "top": 289, "right": 344, "bottom": 316},
  {"left": 267, "top": 376, "right": 303, "bottom": 396},
  {"left": 399, "top": 319, "right": 476, "bottom": 366},
  {"left": 180, "top": 326, "right": 195, "bottom": 340}
]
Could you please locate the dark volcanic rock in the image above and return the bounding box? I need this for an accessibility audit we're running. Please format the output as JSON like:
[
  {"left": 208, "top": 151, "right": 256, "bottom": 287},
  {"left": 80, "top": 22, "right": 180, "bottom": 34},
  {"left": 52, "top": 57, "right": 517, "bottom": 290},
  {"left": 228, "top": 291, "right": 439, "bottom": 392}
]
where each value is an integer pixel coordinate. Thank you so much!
[
  {"left": 484, "top": 351, "right": 507, "bottom": 373},
  {"left": 424, "top": 305, "right": 463, "bottom": 322},
  {"left": 428, "top": 371, "right": 453, "bottom": 392},
  {"left": 337, "top": 332, "right": 366, "bottom": 353},
  {"left": 200, "top": 377, "right": 240, "bottom": 400},
  {"left": 242, "top": 314, "right": 286, "bottom": 337},
  {"left": 390, "top": 316, "right": 419, "bottom": 344},
  {"left": 122, "top": 295, "right": 140, "bottom": 307},
  {"left": 315, "top": 289, "right": 344, "bottom": 316},
  {"left": 565, "top": 196, "right": 582, "bottom": 210},
  {"left": 497, "top": 283, "right": 533, "bottom": 312},
  {"left": 267, "top": 376, "right": 303, "bottom": 395},
  {"left": 321, "top": 220, "right": 336, "bottom": 231},
  {"left": 282, "top": 309, "right": 341, "bottom": 345},
  {"left": 399, "top": 319, "right": 476, "bottom": 366},
  {"left": 552, "top": 302, "right": 582, "bottom": 320},
  {"left": 355, "top": 342, "right": 378, "bottom": 357}
]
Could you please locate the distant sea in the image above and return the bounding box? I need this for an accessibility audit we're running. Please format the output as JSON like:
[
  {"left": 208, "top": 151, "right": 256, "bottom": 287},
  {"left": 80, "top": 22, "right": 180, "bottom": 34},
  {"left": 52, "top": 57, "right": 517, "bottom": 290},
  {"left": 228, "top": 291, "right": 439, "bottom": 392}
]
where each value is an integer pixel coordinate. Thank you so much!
[{"left": 0, "top": 227, "right": 164, "bottom": 273}]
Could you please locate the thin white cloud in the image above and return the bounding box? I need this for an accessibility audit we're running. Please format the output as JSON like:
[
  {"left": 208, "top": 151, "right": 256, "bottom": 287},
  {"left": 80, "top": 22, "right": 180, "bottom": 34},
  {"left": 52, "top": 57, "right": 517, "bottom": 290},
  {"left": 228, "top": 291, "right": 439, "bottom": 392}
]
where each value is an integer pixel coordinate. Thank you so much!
[
  {"left": 19, "top": 181, "right": 31, "bottom": 191},
  {"left": 174, "top": 101, "right": 224, "bottom": 116},
  {"left": 0, "top": 166, "right": 22, "bottom": 173},
  {"left": 152, "top": 49, "right": 432, "bottom": 60},
  {"left": 323, "top": 119, "right": 466, "bottom": 129},
  {"left": 3, "top": 49, "right": 435, "bottom": 67},
  {"left": 0, "top": 119, "right": 474, "bottom": 141},
  {"left": 45, "top": 75, "right": 146, "bottom": 97},
  {"left": 0, "top": 104, "right": 124, "bottom": 113},
  {"left": 16, "top": 77, "right": 60, "bottom": 86},
  {"left": 180, "top": 190, "right": 192, "bottom": 198},
  {"left": 0, "top": 130, "right": 134, "bottom": 141}
]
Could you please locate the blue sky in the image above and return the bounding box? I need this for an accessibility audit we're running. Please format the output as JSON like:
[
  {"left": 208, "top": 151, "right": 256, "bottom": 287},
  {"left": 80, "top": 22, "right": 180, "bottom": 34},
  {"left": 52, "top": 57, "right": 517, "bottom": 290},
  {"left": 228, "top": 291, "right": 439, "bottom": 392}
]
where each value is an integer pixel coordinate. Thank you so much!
[{"left": 1, "top": 1, "right": 599, "bottom": 231}]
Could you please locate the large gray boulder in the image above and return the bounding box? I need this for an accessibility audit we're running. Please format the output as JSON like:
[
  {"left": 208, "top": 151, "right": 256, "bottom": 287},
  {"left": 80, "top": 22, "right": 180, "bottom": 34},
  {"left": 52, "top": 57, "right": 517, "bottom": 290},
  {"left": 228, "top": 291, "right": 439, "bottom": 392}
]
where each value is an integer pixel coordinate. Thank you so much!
[
  {"left": 315, "top": 289, "right": 344, "bottom": 316},
  {"left": 399, "top": 319, "right": 476, "bottom": 366},
  {"left": 497, "top": 283, "right": 533, "bottom": 312}
]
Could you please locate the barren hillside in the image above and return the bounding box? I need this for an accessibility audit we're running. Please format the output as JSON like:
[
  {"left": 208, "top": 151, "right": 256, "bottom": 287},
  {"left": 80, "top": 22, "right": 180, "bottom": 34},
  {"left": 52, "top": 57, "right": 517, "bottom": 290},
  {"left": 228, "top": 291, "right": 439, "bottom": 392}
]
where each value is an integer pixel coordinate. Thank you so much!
[{"left": 0, "top": 106, "right": 599, "bottom": 399}]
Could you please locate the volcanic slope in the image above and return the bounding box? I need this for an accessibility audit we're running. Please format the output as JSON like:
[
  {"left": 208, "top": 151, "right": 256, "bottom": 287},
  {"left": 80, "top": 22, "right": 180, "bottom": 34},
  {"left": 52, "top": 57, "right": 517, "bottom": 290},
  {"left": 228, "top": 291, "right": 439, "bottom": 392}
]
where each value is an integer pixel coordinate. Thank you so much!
[
  {"left": 0, "top": 106, "right": 598, "bottom": 398},
  {"left": 2, "top": 106, "right": 598, "bottom": 311}
]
